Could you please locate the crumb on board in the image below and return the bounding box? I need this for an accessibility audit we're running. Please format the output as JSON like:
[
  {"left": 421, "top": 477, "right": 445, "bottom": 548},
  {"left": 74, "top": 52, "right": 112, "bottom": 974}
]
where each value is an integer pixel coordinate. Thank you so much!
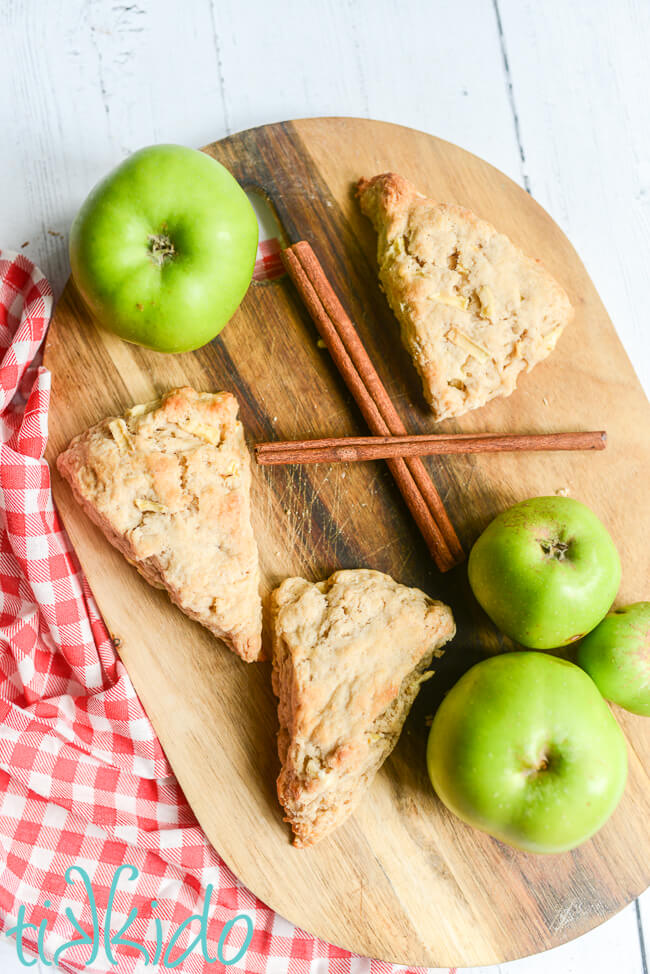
[
  {"left": 554, "top": 486, "right": 570, "bottom": 496},
  {"left": 424, "top": 715, "right": 434, "bottom": 727},
  {"left": 47, "top": 229, "right": 64, "bottom": 238},
  {"left": 316, "top": 339, "right": 326, "bottom": 349},
  {"left": 542, "top": 396, "right": 550, "bottom": 406},
  {"left": 21, "top": 241, "right": 29, "bottom": 248}
]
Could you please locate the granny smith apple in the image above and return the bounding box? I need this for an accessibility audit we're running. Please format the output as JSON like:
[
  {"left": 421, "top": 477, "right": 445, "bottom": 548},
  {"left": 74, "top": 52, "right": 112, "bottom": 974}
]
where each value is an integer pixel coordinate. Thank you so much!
[
  {"left": 70, "top": 144, "right": 258, "bottom": 353},
  {"left": 578, "top": 602, "right": 650, "bottom": 716},
  {"left": 468, "top": 496, "right": 621, "bottom": 649},
  {"left": 427, "top": 652, "right": 628, "bottom": 853}
]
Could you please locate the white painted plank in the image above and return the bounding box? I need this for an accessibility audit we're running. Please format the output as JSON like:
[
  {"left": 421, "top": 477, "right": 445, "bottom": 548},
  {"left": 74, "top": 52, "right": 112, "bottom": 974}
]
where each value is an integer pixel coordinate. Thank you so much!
[
  {"left": 636, "top": 887, "right": 650, "bottom": 973},
  {"left": 1, "top": 0, "right": 523, "bottom": 300},
  {"left": 210, "top": 0, "right": 523, "bottom": 182},
  {"left": 0, "top": 0, "right": 228, "bottom": 296},
  {"left": 499, "top": 0, "right": 650, "bottom": 395}
]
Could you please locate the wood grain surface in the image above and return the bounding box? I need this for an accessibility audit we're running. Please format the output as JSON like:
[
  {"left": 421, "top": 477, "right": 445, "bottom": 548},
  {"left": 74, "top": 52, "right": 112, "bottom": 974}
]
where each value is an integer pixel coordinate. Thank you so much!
[{"left": 43, "top": 118, "right": 650, "bottom": 968}]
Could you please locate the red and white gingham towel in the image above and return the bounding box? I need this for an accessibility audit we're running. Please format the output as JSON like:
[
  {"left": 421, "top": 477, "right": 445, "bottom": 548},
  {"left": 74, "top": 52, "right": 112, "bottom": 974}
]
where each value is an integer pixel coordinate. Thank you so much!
[{"left": 0, "top": 250, "right": 435, "bottom": 974}]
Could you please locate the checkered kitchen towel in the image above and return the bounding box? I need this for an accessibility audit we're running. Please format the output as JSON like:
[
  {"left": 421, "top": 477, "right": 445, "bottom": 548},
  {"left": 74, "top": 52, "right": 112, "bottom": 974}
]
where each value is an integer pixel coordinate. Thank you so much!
[{"left": 0, "top": 250, "right": 436, "bottom": 974}]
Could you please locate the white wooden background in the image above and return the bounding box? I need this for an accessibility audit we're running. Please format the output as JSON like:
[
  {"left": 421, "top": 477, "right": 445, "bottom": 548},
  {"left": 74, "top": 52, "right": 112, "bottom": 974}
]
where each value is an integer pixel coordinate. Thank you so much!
[{"left": 1, "top": 0, "right": 649, "bottom": 971}]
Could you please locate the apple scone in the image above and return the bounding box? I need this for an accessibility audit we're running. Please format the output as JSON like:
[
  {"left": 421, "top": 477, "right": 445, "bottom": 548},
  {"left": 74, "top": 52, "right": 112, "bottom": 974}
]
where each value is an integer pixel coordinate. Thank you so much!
[
  {"left": 57, "top": 387, "right": 262, "bottom": 662},
  {"left": 358, "top": 172, "right": 573, "bottom": 420},
  {"left": 270, "top": 569, "right": 455, "bottom": 846}
]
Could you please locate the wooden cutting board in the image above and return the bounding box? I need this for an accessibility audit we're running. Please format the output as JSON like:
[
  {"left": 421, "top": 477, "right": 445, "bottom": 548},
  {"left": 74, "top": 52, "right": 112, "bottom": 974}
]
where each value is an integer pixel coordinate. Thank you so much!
[{"left": 43, "top": 118, "right": 650, "bottom": 967}]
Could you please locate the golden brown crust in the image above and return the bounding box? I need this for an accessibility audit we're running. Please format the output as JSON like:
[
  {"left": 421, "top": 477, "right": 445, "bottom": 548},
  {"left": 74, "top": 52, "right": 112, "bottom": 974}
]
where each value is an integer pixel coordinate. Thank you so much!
[
  {"left": 270, "top": 569, "right": 455, "bottom": 846},
  {"left": 358, "top": 172, "right": 574, "bottom": 420},
  {"left": 57, "top": 387, "right": 262, "bottom": 662}
]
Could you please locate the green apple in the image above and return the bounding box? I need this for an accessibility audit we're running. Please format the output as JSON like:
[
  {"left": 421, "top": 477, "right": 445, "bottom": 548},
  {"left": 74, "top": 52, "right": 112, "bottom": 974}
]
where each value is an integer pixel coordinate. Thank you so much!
[
  {"left": 427, "top": 652, "right": 628, "bottom": 853},
  {"left": 69, "top": 144, "right": 258, "bottom": 353},
  {"left": 468, "top": 496, "right": 621, "bottom": 649},
  {"left": 578, "top": 602, "right": 650, "bottom": 716}
]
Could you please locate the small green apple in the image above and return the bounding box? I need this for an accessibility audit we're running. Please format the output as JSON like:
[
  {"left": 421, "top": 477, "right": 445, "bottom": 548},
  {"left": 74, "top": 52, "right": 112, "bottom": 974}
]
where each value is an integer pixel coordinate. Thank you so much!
[
  {"left": 70, "top": 144, "right": 258, "bottom": 353},
  {"left": 468, "top": 496, "right": 621, "bottom": 649},
  {"left": 427, "top": 652, "right": 628, "bottom": 852},
  {"left": 578, "top": 602, "right": 650, "bottom": 716}
]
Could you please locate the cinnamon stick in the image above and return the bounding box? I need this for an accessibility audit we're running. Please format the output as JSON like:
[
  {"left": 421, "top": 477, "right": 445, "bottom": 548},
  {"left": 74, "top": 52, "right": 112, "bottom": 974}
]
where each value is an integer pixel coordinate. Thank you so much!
[
  {"left": 256, "top": 429, "right": 607, "bottom": 466},
  {"left": 281, "top": 242, "right": 463, "bottom": 572}
]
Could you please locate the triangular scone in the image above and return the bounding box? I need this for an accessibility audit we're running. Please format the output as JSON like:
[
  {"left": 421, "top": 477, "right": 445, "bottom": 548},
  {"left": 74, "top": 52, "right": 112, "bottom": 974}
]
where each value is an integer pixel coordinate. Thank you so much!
[
  {"left": 358, "top": 172, "right": 574, "bottom": 420},
  {"left": 57, "top": 387, "right": 262, "bottom": 662},
  {"left": 271, "top": 569, "right": 455, "bottom": 846}
]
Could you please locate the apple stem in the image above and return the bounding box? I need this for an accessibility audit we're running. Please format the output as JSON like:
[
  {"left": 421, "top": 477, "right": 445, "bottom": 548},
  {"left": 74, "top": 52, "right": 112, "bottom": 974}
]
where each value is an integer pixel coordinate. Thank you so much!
[
  {"left": 539, "top": 539, "right": 570, "bottom": 560},
  {"left": 148, "top": 234, "right": 176, "bottom": 265}
]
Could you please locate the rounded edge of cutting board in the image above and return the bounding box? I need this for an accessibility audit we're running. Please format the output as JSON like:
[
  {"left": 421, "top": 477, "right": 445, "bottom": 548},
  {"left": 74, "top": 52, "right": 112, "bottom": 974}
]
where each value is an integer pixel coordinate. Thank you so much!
[{"left": 44, "top": 117, "right": 650, "bottom": 967}]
